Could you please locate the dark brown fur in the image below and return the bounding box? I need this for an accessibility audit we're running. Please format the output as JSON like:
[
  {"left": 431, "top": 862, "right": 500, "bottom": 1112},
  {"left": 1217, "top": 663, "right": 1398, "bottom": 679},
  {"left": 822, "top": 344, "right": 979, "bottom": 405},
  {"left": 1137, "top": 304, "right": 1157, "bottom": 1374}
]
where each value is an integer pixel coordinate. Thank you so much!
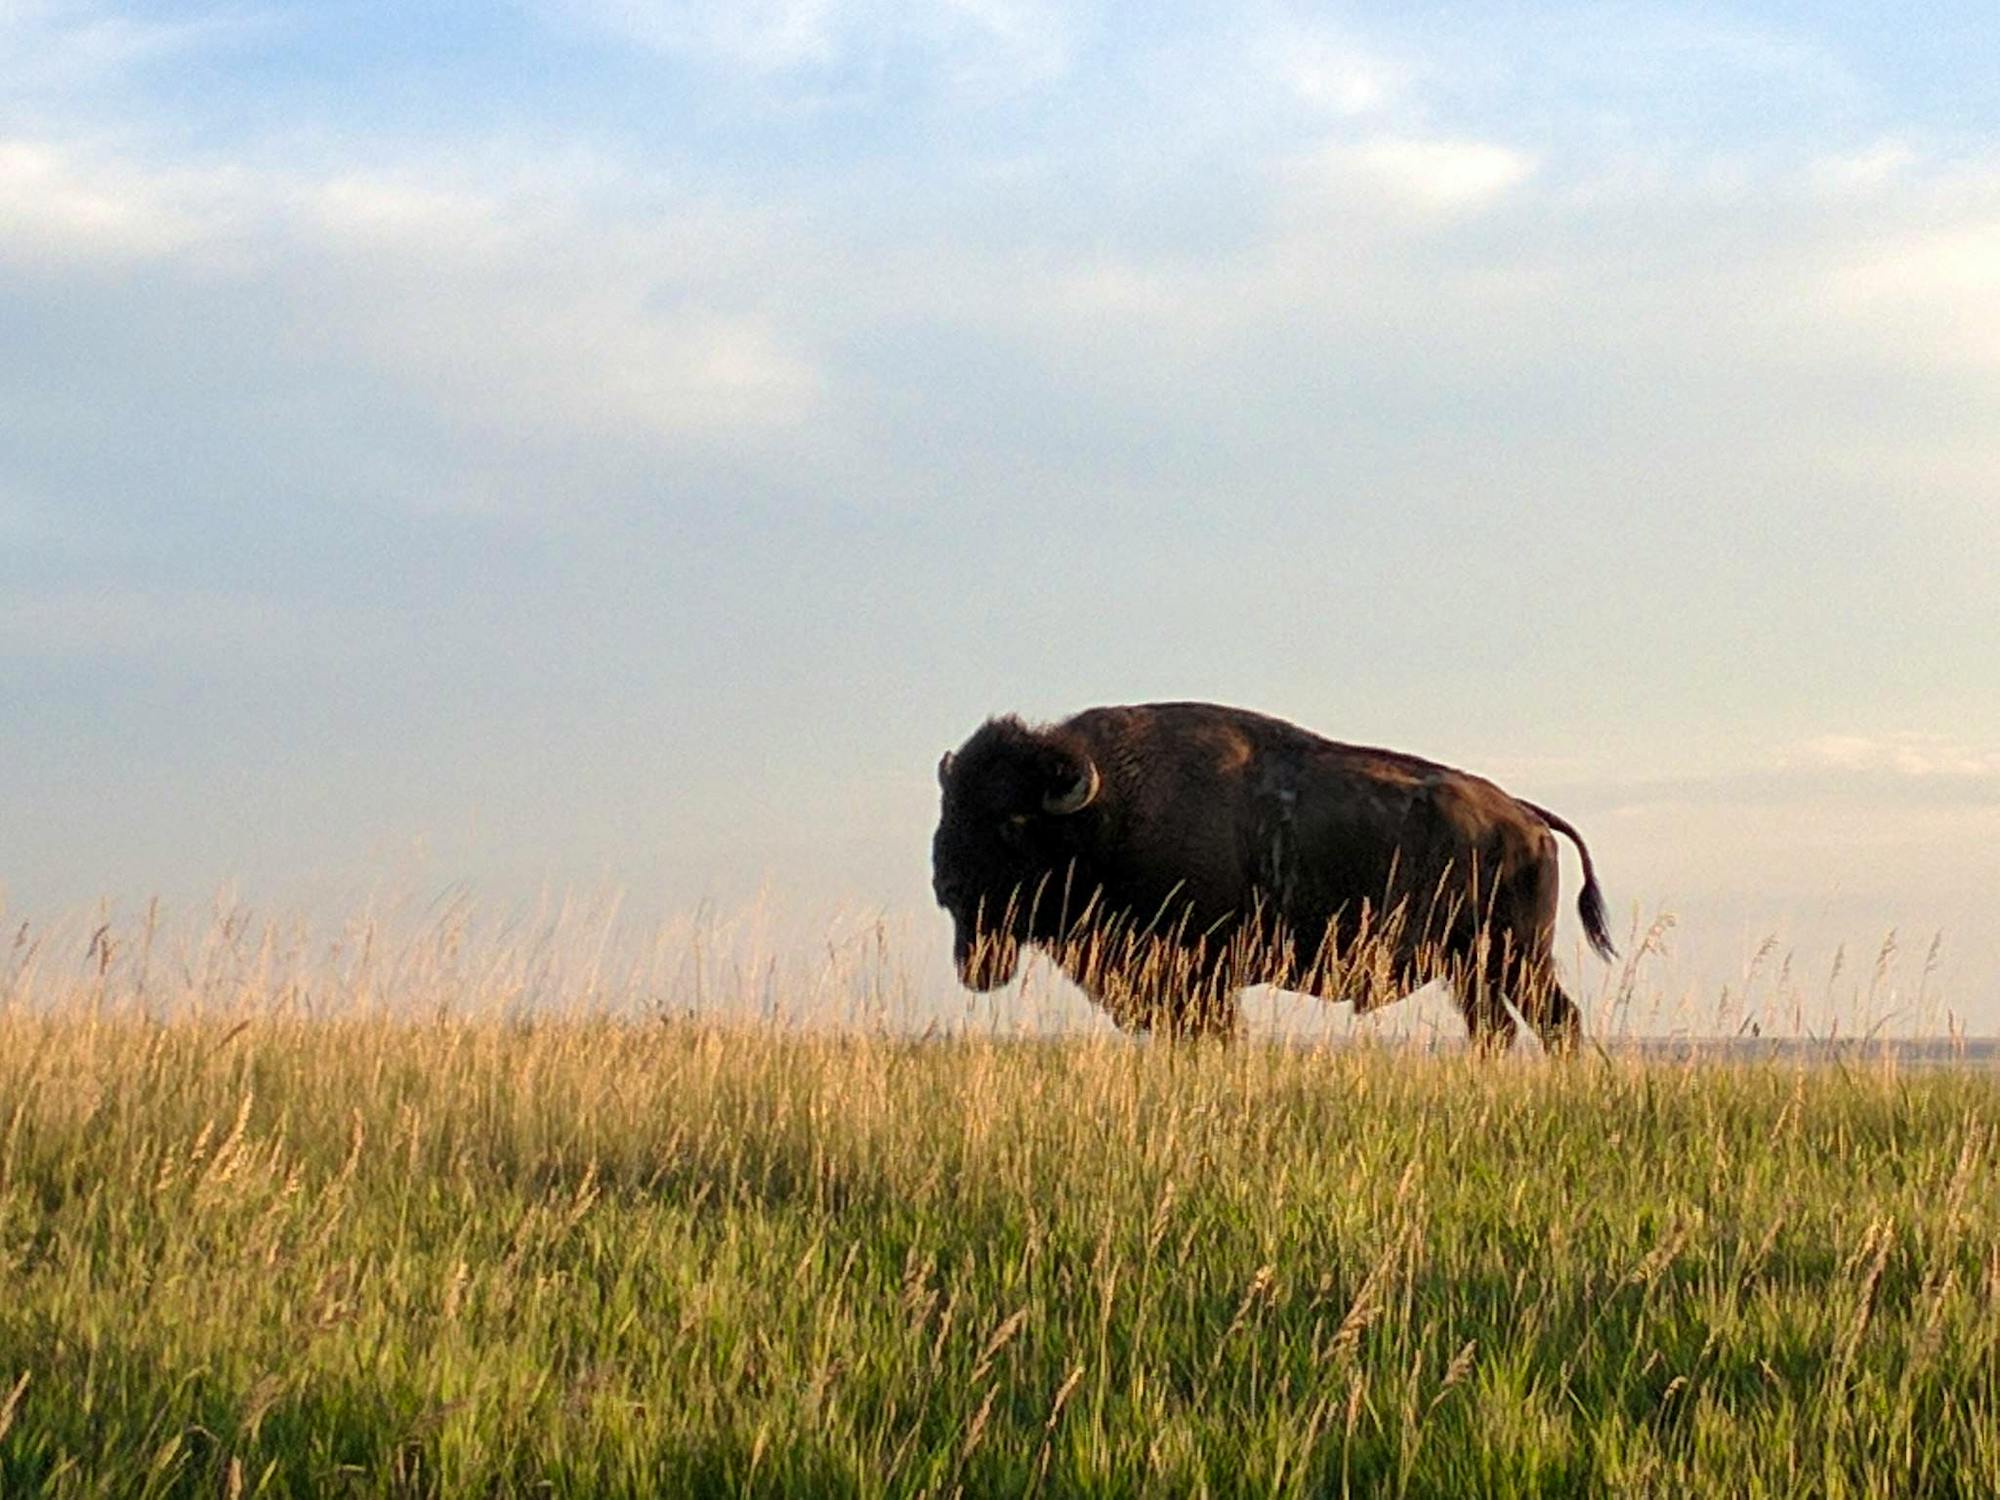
[{"left": 931, "top": 702, "right": 1614, "bottom": 1051}]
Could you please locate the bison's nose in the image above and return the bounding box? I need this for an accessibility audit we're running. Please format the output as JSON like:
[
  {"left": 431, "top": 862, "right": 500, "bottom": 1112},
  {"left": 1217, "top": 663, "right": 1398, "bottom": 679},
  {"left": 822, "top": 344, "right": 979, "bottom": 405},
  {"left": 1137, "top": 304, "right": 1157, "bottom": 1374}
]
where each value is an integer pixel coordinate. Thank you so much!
[{"left": 956, "top": 931, "right": 1021, "bottom": 991}]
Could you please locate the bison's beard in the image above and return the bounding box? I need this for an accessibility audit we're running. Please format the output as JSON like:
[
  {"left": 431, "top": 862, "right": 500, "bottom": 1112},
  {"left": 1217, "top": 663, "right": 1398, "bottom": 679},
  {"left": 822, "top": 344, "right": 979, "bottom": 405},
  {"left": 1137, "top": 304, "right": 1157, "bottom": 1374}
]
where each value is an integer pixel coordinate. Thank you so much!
[{"left": 953, "top": 922, "right": 1022, "bottom": 991}]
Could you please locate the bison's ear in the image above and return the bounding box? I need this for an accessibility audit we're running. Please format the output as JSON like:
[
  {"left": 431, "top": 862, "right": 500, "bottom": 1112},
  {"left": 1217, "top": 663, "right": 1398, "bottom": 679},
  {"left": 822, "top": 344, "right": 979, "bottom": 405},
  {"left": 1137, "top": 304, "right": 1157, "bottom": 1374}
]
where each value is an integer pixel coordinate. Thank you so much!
[
  {"left": 1039, "top": 747, "right": 1101, "bottom": 815},
  {"left": 937, "top": 750, "right": 956, "bottom": 788}
]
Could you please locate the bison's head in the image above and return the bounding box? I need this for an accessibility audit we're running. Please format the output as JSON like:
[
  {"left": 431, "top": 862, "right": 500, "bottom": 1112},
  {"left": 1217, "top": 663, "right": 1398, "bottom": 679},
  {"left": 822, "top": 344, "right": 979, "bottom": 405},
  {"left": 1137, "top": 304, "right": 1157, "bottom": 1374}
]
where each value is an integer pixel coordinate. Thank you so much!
[{"left": 931, "top": 716, "right": 1101, "bottom": 991}]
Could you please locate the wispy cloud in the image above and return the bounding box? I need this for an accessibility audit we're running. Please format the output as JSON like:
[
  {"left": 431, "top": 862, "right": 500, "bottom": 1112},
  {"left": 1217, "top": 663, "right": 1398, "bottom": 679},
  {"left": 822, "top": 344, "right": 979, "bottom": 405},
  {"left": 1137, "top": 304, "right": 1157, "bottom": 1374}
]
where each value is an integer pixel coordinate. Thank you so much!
[
  {"left": 1809, "top": 139, "right": 1919, "bottom": 196},
  {"left": 1787, "top": 734, "right": 2000, "bottom": 780},
  {"left": 0, "top": 138, "right": 233, "bottom": 266},
  {"left": 558, "top": 0, "right": 838, "bottom": 72},
  {"left": 1258, "top": 23, "right": 1405, "bottom": 117},
  {"left": 1286, "top": 134, "right": 1538, "bottom": 216},
  {"left": 297, "top": 165, "right": 826, "bottom": 445},
  {"left": 1822, "top": 217, "right": 2000, "bottom": 369},
  {"left": 1479, "top": 746, "right": 2000, "bottom": 810},
  {"left": 0, "top": 0, "right": 261, "bottom": 94},
  {"left": 553, "top": 0, "right": 1081, "bottom": 91},
  {"left": 1578, "top": 10, "right": 1855, "bottom": 92},
  {"left": 0, "top": 134, "right": 825, "bottom": 469},
  {"left": 0, "top": 586, "right": 358, "bottom": 662}
]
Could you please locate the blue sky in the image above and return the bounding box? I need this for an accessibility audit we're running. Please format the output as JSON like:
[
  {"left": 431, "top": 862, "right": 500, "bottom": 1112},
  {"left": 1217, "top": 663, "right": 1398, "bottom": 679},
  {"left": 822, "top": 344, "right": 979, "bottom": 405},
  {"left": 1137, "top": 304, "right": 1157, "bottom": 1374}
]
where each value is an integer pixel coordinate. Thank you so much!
[{"left": 3, "top": 1, "right": 1997, "bottom": 1021}]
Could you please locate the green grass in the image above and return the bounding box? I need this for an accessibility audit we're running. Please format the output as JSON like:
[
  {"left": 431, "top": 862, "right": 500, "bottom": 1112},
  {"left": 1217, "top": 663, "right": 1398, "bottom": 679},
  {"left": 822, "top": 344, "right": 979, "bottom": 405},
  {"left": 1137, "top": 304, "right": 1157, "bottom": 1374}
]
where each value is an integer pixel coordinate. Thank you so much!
[{"left": 4, "top": 987, "right": 1999, "bottom": 1498}]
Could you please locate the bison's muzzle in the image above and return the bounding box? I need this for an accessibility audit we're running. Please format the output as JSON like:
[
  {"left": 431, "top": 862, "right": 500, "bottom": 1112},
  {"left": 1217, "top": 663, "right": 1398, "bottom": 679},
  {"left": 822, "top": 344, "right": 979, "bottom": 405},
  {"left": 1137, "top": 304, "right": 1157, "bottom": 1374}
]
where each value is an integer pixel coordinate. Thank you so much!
[{"left": 953, "top": 923, "right": 1021, "bottom": 991}]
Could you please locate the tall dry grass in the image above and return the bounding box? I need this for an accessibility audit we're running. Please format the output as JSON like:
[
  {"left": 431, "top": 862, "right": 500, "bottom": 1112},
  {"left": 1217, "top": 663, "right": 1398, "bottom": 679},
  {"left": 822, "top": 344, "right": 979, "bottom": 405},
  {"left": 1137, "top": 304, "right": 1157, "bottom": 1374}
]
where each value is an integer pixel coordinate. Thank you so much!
[{"left": 1, "top": 898, "right": 1995, "bottom": 1495}]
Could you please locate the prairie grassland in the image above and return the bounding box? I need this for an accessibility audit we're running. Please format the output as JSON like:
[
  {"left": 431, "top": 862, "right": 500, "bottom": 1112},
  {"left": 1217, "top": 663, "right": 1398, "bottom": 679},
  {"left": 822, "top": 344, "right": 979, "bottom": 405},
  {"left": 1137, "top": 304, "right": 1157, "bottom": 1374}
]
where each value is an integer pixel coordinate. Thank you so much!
[{"left": 1, "top": 904, "right": 1997, "bottom": 1497}]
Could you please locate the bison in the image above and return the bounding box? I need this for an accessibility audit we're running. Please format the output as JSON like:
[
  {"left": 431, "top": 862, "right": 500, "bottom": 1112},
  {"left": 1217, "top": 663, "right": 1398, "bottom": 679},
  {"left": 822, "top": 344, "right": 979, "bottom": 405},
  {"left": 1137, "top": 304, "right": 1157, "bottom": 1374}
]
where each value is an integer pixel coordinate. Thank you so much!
[{"left": 931, "top": 701, "right": 1614, "bottom": 1052}]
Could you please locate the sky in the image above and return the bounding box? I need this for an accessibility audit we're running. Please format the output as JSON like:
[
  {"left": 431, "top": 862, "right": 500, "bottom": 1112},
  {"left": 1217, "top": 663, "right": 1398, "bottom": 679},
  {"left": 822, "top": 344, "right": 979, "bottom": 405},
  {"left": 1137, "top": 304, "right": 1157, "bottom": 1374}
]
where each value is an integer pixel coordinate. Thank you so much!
[{"left": 2, "top": 0, "right": 1996, "bottom": 1027}]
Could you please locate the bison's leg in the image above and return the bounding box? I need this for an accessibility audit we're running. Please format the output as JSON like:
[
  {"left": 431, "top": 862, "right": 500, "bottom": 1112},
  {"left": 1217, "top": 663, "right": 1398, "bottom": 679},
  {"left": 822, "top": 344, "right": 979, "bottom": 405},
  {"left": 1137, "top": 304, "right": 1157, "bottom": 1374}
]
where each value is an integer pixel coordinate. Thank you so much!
[
  {"left": 1527, "top": 984, "right": 1581, "bottom": 1054},
  {"left": 1500, "top": 953, "right": 1580, "bottom": 1055},
  {"left": 1508, "top": 836, "right": 1583, "bottom": 1056},
  {"left": 1453, "top": 942, "right": 1579, "bottom": 1056},
  {"left": 1148, "top": 940, "right": 1243, "bottom": 1041},
  {"left": 1451, "top": 969, "right": 1520, "bottom": 1055},
  {"left": 1082, "top": 978, "right": 1158, "bottom": 1036},
  {"left": 1163, "top": 985, "right": 1240, "bottom": 1042}
]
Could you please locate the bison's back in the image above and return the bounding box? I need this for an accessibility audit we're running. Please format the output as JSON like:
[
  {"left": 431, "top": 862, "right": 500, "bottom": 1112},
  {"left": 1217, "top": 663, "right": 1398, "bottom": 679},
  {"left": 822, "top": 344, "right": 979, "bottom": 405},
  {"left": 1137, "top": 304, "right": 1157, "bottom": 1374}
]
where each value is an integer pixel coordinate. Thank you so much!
[{"left": 1061, "top": 701, "right": 1552, "bottom": 937}]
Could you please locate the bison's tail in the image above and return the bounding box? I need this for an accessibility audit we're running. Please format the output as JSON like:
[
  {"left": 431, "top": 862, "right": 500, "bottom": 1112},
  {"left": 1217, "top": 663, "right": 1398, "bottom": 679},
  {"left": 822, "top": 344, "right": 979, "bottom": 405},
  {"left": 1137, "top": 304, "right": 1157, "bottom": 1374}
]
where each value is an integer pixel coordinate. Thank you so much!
[{"left": 1521, "top": 800, "right": 1616, "bottom": 961}]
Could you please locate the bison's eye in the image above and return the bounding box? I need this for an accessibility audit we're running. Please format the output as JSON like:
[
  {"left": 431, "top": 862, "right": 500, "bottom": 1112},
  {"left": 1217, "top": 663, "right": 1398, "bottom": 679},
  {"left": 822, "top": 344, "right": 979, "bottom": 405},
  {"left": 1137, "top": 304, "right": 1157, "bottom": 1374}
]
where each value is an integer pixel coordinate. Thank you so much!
[{"left": 999, "top": 813, "right": 1029, "bottom": 846}]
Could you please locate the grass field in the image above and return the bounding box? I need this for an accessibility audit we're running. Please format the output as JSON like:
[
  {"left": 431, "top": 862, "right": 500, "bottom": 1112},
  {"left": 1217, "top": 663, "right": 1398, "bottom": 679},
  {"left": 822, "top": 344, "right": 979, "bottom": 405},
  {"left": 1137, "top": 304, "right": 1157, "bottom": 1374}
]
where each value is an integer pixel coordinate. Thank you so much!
[{"left": 3, "top": 908, "right": 1997, "bottom": 1496}]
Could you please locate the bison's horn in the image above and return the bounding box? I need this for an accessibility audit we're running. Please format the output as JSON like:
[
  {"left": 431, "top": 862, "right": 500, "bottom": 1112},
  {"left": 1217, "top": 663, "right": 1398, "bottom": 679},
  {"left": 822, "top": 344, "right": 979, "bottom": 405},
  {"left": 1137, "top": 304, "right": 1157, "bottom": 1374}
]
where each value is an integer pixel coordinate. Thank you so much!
[
  {"left": 937, "top": 751, "right": 956, "bottom": 787},
  {"left": 1043, "top": 760, "right": 1100, "bottom": 815}
]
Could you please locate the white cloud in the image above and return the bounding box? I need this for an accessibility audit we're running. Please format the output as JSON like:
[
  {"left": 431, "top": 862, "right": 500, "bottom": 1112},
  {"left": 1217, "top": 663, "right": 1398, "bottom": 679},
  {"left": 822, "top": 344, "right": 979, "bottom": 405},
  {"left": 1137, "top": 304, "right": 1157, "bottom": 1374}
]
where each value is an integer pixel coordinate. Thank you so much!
[
  {"left": 559, "top": 0, "right": 838, "bottom": 72},
  {"left": 0, "top": 138, "right": 228, "bottom": 266},
  {"left": 0, "top": 135, "right": 824, "bottom": 456},
  {"left": 0, "top": 1, "right": 259, "bottom": 94},
  {"left": 555, "top": 0, "right": 1078, "bottom": 89},
  {"left": 0, "top": 587, "right": 325, "bottom": 661},
  {"left": 1286, "top": 135, "right": 1538, "bottom": 216},
  {"left": 934, "top": 0, "right": 1074, "bottom": 92},
  {"left": 1788, "top": 734, "right": 2000, "bottom": 780},
  {"left": 303, "top": 173, "right": 520, "bottom": 259},
  {"left": 1264, "top": 27, "right": 1403, "bottom": 117},
  {"left": 353, "top": 292, "right": 823, "bottom": 446},
  {"left": 294, "top": 166, "right": 824, "bottom": 443},
  {"left": 1034, "top": 259, "right": 1206, "bottom": 331},
  {"left": 1822, "top": 220, "right": 2000, "bottom": 368},
  {"left": 1, "top": 19, "right": 1992, "bottom": 540},
  {"left": 1809, "top": 140, "right": 1917, "bottom": 196}
]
